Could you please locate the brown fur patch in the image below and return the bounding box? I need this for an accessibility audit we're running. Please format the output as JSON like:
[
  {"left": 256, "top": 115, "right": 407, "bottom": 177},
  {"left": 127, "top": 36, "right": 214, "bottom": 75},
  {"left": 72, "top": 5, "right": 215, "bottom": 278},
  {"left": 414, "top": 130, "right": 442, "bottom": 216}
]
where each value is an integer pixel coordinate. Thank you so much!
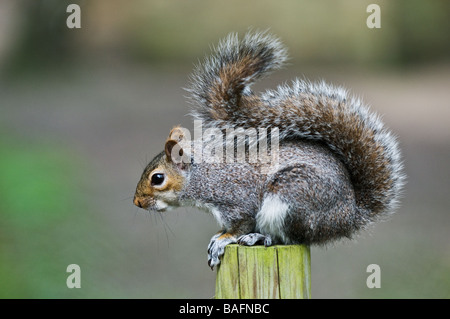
[
  {"left": 218, "top": 232, "right": 236, "bottom": 240},
  {"left": 207, "top": 55, "right": 262, "bottom": 121}
]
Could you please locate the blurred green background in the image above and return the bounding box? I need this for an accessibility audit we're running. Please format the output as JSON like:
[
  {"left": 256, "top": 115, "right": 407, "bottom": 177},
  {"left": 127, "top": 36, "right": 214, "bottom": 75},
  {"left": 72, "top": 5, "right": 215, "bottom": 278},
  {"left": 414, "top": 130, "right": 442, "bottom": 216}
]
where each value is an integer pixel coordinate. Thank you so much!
[{"left": 0, "top": 0, "right": 449, "bottom": 298}]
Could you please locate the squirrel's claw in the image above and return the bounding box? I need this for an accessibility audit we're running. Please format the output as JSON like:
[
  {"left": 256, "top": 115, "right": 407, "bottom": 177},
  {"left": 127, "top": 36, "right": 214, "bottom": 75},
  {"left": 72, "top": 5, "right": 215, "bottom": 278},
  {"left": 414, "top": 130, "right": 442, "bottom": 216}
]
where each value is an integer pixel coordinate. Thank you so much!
[
  {"left": 207, "top": 232, "right": 273, "bottom": 269},
  {"left": 237, "top": 233, "right": 272, "bottom": 247},
  {"left": 207, "top": 232, "right": 237, "bottom": 270}
]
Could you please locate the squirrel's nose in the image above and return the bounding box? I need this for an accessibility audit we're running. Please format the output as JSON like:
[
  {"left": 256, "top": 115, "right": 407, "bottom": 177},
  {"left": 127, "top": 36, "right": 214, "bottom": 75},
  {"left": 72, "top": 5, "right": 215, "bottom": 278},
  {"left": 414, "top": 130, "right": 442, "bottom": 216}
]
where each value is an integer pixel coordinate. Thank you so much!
[{"left": 133, "top": 196, "right": 143, "bottom": 208}]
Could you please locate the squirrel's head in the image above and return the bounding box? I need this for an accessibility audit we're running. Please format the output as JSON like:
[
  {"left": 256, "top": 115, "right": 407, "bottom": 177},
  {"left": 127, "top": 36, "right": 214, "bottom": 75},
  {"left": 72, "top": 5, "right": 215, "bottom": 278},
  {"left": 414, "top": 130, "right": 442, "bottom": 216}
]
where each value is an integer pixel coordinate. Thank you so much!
[{"left": 133, "top": 127, "right": 190, "bottom": 212}]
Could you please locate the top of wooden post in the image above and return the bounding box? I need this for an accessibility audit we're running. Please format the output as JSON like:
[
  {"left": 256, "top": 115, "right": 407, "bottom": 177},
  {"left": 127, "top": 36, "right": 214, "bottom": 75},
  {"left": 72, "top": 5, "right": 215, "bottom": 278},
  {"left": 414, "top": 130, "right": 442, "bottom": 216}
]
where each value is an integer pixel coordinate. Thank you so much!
[{"left": 215, "top": 244, "right": 311, "bottom": 299}]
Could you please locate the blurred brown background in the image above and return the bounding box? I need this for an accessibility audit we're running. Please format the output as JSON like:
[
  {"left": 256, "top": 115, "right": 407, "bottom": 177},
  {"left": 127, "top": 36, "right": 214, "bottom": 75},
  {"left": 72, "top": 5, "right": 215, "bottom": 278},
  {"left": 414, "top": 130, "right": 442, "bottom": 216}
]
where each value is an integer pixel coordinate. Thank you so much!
[{"left": 0, "top": 0, "right": 449, "bottom": 298}]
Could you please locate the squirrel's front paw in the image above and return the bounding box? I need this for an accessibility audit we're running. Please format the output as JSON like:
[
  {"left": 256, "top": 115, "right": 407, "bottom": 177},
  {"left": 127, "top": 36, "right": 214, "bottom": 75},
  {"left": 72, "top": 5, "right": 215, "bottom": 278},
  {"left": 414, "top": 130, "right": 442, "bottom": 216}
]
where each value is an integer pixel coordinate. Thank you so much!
[{"left": 207, "top": 232, "right": 237, "bottom": 270}]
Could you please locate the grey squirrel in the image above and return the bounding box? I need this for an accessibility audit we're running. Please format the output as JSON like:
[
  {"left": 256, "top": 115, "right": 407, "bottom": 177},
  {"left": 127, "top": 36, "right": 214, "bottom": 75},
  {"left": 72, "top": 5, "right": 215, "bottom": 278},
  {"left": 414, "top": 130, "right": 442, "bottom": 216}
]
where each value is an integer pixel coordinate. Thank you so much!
[{"left": 133, "top": 32, "right": 405, "bottom": 269}]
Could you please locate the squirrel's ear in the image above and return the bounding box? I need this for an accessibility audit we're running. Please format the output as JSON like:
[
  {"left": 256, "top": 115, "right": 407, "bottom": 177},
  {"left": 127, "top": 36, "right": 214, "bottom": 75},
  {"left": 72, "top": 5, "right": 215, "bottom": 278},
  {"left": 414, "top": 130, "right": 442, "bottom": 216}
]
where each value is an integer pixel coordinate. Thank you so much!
[
  {"left": 165, "top": 139, "right": 188, "bottom": 170},
  {"left": 168, "top": 126, "right": 186, "bottom": 143},
  {"left": 165, "top": 139, "right": 181, "bottom": 161}
]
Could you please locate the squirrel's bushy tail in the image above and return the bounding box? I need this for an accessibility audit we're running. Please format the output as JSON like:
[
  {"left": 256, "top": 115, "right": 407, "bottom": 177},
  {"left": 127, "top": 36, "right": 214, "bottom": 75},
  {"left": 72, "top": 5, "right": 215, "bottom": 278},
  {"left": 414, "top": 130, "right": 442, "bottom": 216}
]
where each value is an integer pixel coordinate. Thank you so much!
[
  {"left": 188, "top": 32, "right": 405, "bottom": 220},
  {"left": 188, "top": 31, "right": 287, "bottom": 118}
]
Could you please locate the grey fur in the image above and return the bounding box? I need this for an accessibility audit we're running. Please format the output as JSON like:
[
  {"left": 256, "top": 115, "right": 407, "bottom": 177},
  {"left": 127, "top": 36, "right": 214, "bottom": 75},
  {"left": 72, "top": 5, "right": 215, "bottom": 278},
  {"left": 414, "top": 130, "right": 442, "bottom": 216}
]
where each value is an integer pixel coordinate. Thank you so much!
[
  {"left": 136, "top": 32, "right": 405, "bottom": 268},
  {"left": 188, "top": 32, "right": 405, "bottom": 221}
]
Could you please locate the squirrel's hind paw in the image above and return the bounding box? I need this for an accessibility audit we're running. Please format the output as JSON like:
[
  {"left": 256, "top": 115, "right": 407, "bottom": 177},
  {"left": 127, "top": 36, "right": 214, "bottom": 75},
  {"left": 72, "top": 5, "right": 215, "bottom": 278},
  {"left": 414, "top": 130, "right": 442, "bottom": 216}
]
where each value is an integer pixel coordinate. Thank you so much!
[{"left": 237, "top": 233, "right": 272, "bottom": 247}]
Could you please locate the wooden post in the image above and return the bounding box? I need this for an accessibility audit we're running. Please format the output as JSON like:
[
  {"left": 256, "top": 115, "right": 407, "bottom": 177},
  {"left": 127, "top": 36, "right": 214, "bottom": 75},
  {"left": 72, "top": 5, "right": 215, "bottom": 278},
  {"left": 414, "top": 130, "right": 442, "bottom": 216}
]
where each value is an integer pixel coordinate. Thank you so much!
[{"left": 215, "top": 244, "right": 311, "bottom": 299}]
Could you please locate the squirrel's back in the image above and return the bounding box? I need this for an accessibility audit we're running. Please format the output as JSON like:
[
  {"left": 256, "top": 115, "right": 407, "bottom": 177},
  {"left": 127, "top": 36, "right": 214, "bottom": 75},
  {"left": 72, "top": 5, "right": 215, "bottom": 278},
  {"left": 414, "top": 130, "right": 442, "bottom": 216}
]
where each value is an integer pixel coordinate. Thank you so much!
[{"left": 187, "top": 31, "right": 405, "bottom": 227}]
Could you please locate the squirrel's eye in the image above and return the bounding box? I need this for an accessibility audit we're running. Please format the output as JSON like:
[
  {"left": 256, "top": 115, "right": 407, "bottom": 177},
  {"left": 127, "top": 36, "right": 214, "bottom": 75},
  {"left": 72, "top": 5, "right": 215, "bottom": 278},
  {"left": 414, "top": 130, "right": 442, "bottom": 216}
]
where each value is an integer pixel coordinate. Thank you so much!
[{"left": 151, "top": 173, "right": 165, "bottom": 186}]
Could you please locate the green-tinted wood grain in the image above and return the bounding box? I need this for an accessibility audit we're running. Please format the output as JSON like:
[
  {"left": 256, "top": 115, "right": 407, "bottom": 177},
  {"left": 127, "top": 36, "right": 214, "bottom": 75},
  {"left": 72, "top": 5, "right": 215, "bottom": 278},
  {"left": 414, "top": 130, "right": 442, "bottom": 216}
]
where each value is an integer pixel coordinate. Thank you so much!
[
  {"left": 215, "top": 244, "right": 240, "bottom": 299},
  {"left": 238, "top": 246, "right": 279, "bottom": 299},
  {"left": 277, "top": 245, "right": 311, "bottom": 299},
  {"left": 215, "top": 244, "right": 311, "bottom": 299}
]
